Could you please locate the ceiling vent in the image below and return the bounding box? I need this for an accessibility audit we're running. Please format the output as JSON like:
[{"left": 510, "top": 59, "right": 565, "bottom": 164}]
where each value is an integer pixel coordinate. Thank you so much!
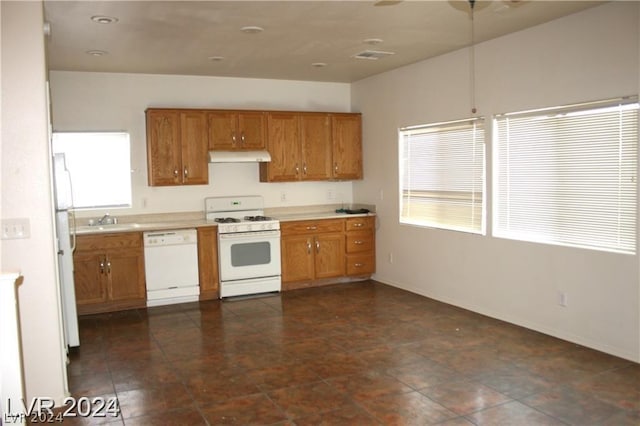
[{"left": 352, "top": 50, "right": 395, "bottom": 60}]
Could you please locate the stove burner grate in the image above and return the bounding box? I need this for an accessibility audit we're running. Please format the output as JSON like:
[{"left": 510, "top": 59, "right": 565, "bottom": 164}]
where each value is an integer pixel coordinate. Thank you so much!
[
  {"left": 244, "top": 215, "right": 273, "bottom": 222},
  {"left": 215, "top": 217, "right": 241, "bottom": 223}
]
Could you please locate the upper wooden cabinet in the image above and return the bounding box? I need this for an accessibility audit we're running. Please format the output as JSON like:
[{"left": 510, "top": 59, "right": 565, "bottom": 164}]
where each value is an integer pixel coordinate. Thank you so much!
[
  {"left": 331, "top": 113, "right": 363, "bottom": 180},
  {"left": 208, "top": 110, "right": 266, "bottom": 151},
  {"left": 146, "top": 109, "right": 208, "bottom": 186},
  {"left": 260, "top": 112, "right": 360, "bottom": 182},
  {"left": 260, "top": 112, "right": 300, "bottom": 182}
]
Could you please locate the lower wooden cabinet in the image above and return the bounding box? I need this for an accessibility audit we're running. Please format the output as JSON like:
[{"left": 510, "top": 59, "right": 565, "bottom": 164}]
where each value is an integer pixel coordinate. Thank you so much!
[
  {"left": 281, "top": 219, "right": 345, "bottom": 290},
  {"left": 280, "top": 216, "right": 375, "bottom": 289},
  {"left": 73, "top": 233, "right": 146, "bottom": 315},
  {"left": 197, "top": 226, "right": 219, "bottom": 300},
  {"left": 345, "top": 217, "right": 376, "bottom": 276}
]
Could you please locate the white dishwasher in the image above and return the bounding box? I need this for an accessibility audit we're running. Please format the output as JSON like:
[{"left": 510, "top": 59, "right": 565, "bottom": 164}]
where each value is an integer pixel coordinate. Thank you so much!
[{"left": 144, "top": 229, "right": 199, "bottom": 307}]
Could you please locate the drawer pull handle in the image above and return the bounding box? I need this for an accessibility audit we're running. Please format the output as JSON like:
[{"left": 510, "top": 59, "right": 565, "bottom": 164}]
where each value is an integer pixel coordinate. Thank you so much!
[
  {"left": 99, "top": 258, "right": 105, "bottom": 274},
  {"left": 232, "top": 132, "right": 237, "bottom": 145},
  {"left": 306, "top": 241, "right": 311, "bottom": 254},
  {"left": 173, "top": 168, "right": 179, "bottom": 177},
  {"left": 354, "top": 240, "right": 364, "bottom": 245},
  {"left": 353, "top": 223, "right": 364, "bottom": 227},
  {"left": 184, "top": 167, "right": 188, "bottom": 178},
  {"left": 354, "top": 263, "right": 363, "bottom": 267},
  {"left": 306, "top": 226, "right": 317, "bottom": 230},
  {"left": 315, "top": 240, "right": 320, "bottom": 253}
]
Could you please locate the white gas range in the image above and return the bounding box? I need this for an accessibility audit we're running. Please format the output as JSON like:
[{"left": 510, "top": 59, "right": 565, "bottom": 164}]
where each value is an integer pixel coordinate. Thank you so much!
[{"left": 205, "top": 196, "right": 281, "bottom": 298}]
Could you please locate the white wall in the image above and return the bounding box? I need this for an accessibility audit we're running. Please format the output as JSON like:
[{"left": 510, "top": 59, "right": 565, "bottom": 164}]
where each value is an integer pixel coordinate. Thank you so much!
[
  {"left": 49, "top": 71, "right": 354, "bottom": 217},
  {"left": 1, "top": 1, "right": 67, "bottom": 404},
  {"left": 352, "top": 2, "right": 640, "bottom": 361}
]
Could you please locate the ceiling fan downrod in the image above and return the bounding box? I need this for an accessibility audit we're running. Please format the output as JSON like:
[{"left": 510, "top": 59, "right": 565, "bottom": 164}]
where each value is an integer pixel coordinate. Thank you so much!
[{"left": 469, "top": 0, "right": 477, "bottom": 114}]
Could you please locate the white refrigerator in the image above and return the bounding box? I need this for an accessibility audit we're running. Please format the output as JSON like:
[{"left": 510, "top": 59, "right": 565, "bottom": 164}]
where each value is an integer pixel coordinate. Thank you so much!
[{"left": 53, "top": 153, "right": 80, "bottom": 348}]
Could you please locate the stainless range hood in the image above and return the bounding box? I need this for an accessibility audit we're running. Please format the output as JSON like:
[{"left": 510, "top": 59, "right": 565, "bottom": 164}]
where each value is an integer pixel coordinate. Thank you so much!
[{"left": 208, "top": 150, "right": 271, "bottom": 163}]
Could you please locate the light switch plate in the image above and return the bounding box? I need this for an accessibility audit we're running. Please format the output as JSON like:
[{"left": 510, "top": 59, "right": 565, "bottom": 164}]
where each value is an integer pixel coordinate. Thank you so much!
[{"left": 1, "top": 218, "right": 31, "bottom": 240}]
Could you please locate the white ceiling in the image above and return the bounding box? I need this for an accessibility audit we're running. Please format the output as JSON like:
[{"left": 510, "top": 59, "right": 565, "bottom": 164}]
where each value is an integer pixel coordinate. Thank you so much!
[{"left": 43, "top": 1, "right": 604, "bottom": 83}]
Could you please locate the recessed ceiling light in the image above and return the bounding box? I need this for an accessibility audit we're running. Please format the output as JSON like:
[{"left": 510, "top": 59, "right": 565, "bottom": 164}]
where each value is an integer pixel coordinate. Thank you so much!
[
  {"left": 311, "top": 62, "right": 327, "bottom": 68},
  {"left": 208, "top": 56, "right": 225, "bottom": 62},
  {"left": 240, "top": 26, "right": 264, "bottom": 34},
  {"left": 363, "top": 38, "right": 384, "bottom": 45},
  {"left": 91, "top": 15, "right": 118, "bottom": 24},
  {"left": 86, "top": 50, "right": 108, "bottom": 57}
]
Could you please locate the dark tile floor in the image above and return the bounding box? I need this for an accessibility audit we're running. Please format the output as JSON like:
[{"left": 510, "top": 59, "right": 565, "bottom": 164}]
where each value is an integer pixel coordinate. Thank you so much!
[{"left": 63, "top": 280, "right": 640, "bottom": 425}]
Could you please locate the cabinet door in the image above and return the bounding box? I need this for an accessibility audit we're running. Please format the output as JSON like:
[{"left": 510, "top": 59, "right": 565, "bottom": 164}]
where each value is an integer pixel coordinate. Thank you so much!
[
  {"left": 197, "top": 227, "right": 219, "bottom": 299},
  {"left": 261, "top": 112, "right": 301, "bottom": 182},
  {"left": 281, "top": 235, "right": 314, "bottom": 284},
  {"left": 314, "top": 232, "right": 345, "bottom": 279},
  {"left": 300, "top": 113, "right": 332, "bottom": 181},
  {"left": 107, "top": 248, "right": 146, "bottom": 302},
  {"left": 238, "top": 112, "right": 266, "bottom": 150},
  {"left": 208, "top": 111, "right": 238, "bottom": 150},
  {"left": 73, "top": 252, "right": 108, "bottom": 306},
  {"left": 180, "top": 111, "right": 208, "bottom": 185},
  {"left": 146, "top": 109, "right": 182, "bottom": 186},
  {"left": 331, "top": 114, "right": 363, "bottom": 180}
]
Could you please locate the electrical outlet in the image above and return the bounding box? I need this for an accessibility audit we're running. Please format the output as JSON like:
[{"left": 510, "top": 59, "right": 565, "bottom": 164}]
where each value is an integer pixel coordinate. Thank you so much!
[
  {"left": 1, "top": 218, "right": 31, "bottom": 240},
  {"left": 327, "top": 189, "right": 336, "bottom": 200},
  {"left": 558, "top": 291, "right": 568, "bottom": 307},
  {"left": 280, "top": 191, "right": 287, "bottom": 202}
]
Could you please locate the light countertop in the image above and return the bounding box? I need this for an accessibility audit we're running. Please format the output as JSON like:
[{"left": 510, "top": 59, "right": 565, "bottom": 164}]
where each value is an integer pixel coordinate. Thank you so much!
[{"left": 74, "top": 204, "right": 375, "bottom": 235}]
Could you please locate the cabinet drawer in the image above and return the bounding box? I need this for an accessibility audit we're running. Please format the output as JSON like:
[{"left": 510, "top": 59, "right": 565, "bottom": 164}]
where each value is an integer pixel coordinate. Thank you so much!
[
  {"left": 281, "top": 219, "right": 344, "bottom": 236},
  {"left": 346, "top": 231, "right": 374, "bottom": 253},
  {"left": 345, "top": 216, "right": 374, "bottom": 231},
  {"left": 346, "top": 254, "right": 375, "bottom": 276},
  {"left": 76, "top": 232, "right": 142, "bottom": 252}
]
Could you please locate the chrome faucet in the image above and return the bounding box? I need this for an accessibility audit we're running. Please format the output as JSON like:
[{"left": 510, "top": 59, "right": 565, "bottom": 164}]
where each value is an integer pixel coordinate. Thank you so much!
[{"left": 97, "top": 213, "right": 112, "bottom": 225}]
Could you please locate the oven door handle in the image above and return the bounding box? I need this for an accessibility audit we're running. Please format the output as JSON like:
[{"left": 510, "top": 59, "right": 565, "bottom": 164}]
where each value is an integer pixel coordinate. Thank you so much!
[{"left": 219, "top": 230, "right": 281, "bottom": 240}]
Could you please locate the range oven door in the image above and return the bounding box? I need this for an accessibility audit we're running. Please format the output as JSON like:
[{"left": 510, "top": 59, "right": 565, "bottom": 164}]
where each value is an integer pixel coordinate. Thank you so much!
[{"left": 218, "top": 230, "right": 281, "bottom": 282}]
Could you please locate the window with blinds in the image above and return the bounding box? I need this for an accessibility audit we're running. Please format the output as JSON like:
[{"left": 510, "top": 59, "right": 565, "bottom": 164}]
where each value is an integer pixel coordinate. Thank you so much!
[
  {"left": 494, "top": 98, "right": 638, "bottom": 254},
  {"left": 399, "top": 118, "right": 486, "bottom": 234}
]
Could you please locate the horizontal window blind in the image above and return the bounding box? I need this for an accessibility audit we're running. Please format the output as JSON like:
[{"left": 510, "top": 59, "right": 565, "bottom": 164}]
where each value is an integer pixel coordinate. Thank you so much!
[
  {"left": 494, "top": 99, "right": 638, "bottom": 254},
  {"left": 400, "top": 118, "right": 485, "bottom": 234}
]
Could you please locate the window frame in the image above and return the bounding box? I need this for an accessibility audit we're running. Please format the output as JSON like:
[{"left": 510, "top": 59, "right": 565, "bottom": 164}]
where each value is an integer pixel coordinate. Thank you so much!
[
  {"left": 52, "top": 131, "right": 133, "bottom": 210},
  {"left": 492, "top": 97, "right": 638, "bottom": 254},
  {"left": 398, "top": 116, "right": 487, "bottom": 235}
]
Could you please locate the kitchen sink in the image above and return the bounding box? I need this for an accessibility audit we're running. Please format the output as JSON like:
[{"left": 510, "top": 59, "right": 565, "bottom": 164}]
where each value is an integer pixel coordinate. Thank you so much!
[{"left": 76, "top": 223, "right": 143, "bottom": 233}]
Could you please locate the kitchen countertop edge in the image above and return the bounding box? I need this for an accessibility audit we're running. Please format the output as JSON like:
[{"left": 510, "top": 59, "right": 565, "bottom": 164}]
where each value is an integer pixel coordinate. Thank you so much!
[{"left": 75, "top": 211, "right": 375, "bottom": 236}]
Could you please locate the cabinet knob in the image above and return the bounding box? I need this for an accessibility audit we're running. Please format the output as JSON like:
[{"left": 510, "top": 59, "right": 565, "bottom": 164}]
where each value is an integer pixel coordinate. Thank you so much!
[
  {"left": 295, "top": 164, "right": 300, "bottom": 175},
  {"left": 99, "top": 258, "right": 105, "bottom": 274},
  {"left": 184, "top": 167, "right": 188, "bottom": 178},
  {"left": 173, "top": 168, "right": 179, "bottom": 177},
  {"left": 303, "top": 164, "right": 307, "bottom": 175},
  {"left": 334, "top": 163, "right": 338, "bottom": 173},
  {"left": 315, "top": 240, "right": 320, "bottom": 253},
  {"left": 106, "top": 259, "right": 112, "bottom": 274},
  {"left": 306, "top": 240, "right": 311, "bottom": 254},
  {"left": 241, "top": 132, "right": 246, "bottom": 144},
  {"left": 232, "top": 132, "right": 237, "bottom": 145}
]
